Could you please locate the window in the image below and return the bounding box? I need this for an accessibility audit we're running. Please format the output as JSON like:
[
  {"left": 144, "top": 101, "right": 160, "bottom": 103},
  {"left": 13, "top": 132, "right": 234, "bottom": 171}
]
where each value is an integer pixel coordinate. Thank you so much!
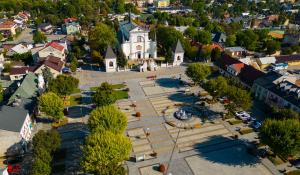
[
  {"left": 109, "top": 61, "right": 114, "bottom": 67},
  {"left": 137, "top": 36, "right": 142, "bottom": 42},
  {"left": 177, "top": 56, "right": 181, "bottom": 61}
]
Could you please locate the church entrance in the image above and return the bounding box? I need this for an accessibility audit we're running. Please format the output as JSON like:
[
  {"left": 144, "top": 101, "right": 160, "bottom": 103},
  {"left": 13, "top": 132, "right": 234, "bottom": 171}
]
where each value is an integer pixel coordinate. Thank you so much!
[{"left": 137, "top": 52, "right": 141, "bottom": 59}]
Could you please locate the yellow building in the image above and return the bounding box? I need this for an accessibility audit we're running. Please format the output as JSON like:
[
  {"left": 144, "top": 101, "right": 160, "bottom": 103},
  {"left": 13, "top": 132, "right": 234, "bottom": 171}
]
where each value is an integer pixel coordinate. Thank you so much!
[{"left": 156, "top": 0, "right": 170, "bottom": 8}]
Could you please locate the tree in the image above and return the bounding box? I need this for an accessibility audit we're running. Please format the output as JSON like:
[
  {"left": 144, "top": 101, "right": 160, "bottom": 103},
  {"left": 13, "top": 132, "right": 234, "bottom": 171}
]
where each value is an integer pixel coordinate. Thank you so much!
[
  {"left": 32, "top": 130, "right": 61, "bottom": 153},
  {"left": 236, "top": 30, "right": 258, "bottom": 51},
  {"left": 225, "top": 34, "right": 236, "bottom": 47},
  {"left": 92, "top": 82, "right": 117, "bottom": 106},
  {"left": 205, "top": 76, "right": 228, "bottom": 97},
  {"left": 196, "top": 30, "right": 212, "bottom": 44},
  {"left": 70, "top": 56, "right": 78, "bottom": 72},
  {"left": 31, "top": 158, "right": 51, "bottom": 175},
  {"left": 81, "top": 131, "right": 132, "bottom": 174},
  {"left": 211, "top": 48, "right": 221, "bottom": 62},
  {"left": 89, "top": 23, "right": 116, "bottom": 52},
  {"left": 259, "top": 119, "right": 300, "bottom": 158},
  {"left": 42, "top": 67, "right": 53, "bottom": 86},
  {"left": 116, "top": 49, "right": 127, "bottom": 67},
  {"left": 184, "top": 26, "right": 198, "bottom": 40},
  {"left": 88, "top": 105, "right": 127, "bottom": 134},
  {"left": 0, "top": 83, "right": 3, "bottom": 103},
  {"left": 91, "top": 50, "right": 103, "bottom": 64},
  {"left": 200, "top": 46, "right": 212, "bottom": 62},
  {"left": 33, "top": 31, "right": 47, "bottom": 44},
  {"left": 48, "top": 75, "right": 79, "bottom": 97},
  {"left": 185, "top": 63, "right": 211, "bottom": 84},
  {"left": 266, "top": 40, "right": 280, "bottom": 55},
  {"left": 115, "top": 0, "right": 125, "bottom": 14},
  {"left": 38, "top": 92, "right": 64, "bottom": 121}
]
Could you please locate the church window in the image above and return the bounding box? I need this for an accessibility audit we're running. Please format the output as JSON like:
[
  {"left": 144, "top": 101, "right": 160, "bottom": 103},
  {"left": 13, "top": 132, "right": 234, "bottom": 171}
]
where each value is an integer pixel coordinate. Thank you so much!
[
  {"left": 109, "top": 61, "right": 114, "bottom": 67},
  {"left": 177, "top": 56, "right": 181, "bottom": 61},
  {"left": 136, "top": 45, "right": 142, "bottom": 50},
  {"left": 137, "top": 36, "right": 142, "bottom": 42}
]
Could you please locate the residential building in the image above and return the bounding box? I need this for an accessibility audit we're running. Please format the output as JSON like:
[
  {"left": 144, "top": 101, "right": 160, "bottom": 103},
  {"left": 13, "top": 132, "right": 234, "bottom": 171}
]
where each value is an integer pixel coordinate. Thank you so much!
[
  {"left": 269, "top": 63, "right": 288, "bottom": 70},
  {"left": 9, "top": 67, "right": 36, "bottom": 81},
  {"left": 252, "top": 71, "right": 300, "bottom": 113},
  {"left": 118, "top": 18, "right": 157, "bottom": 60},
  {"left": 34, "top": 56, "right": 64, "bottom": 77},
  {"left": 256, "top": 56, "right": 276, "bottom": 69},
  {"left": 155, "top": 0, "right": 170, "bottom": 8},
  {"left": 38, "top": 23, "right": 53, "bottom": 34},
  {"left": 226, "top": 63, "right": 245, "bottom": 76},
  {"left": 283, "top": 30, "right": 300, "bottom": 46},
  {"left": 275, "top": 54, "right": 300, "bottom": 66},
  {"left": 37, "top": 42, "right": 66, "bottom": 61},
  {"left": 104, "top": 46, "right": 117, "bottom": 73},
  {"left": 6, "top": 43, "right": 33, "bottom": 56},
  {"left": 0, "top": 21, "right": 17, "bottom": 36},
  {"left": 212, "top": 32, "right": 227, "bottom": 44},
  {"left": 224, "top": 47, "right": 247, "bottom": 58},
  {"left": 62, "top": 18, "right": 81, "bottom": 35}
]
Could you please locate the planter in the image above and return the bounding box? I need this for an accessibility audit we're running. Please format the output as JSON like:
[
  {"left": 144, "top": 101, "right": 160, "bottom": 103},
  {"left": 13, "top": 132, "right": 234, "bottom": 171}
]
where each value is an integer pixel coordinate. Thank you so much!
[
  {"left": 136, "top": 112, "right": 141, "bottom": 118},
  {"left": 159, "top": 164, "right": 166, "bottom": 173}
]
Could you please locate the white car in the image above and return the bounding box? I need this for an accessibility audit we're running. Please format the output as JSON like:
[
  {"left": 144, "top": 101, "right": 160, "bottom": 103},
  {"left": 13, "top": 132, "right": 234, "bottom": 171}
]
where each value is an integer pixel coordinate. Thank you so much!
[{"left": 235, "top": 111, "right": 251, "bottom": 121}]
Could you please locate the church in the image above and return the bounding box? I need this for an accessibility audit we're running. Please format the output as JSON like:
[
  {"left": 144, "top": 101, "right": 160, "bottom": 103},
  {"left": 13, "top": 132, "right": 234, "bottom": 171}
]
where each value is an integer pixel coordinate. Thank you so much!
[{"left": 118, "top": 17, "right": 157, "bottom": 60}]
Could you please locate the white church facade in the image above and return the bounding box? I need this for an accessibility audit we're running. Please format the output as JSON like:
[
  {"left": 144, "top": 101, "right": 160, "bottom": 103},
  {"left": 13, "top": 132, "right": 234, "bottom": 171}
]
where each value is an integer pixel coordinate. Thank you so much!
[{"left": 118, "top": 19, "right": 157, "bottom": 60}]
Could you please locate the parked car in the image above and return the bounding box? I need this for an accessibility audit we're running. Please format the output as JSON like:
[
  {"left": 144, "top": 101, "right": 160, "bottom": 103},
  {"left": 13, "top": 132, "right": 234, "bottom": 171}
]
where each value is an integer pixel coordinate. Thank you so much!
[
  {"left": 62, "top": 67, "right": 71, "bottom": 74},
  {"left": 290, "top": 158, "right": 300, "bottom": 169},
  {"left": 235, "top": 111, "right": 251, "bottom": 121},
  {"left": 251, "top": 121, "right": 262, "bottom": 131}
]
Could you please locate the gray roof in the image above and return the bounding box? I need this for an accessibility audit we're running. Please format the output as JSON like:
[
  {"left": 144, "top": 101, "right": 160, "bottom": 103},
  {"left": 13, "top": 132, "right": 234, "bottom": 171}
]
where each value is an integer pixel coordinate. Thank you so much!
[
  {"left": 105, "top": 46, "right": 116, "bottom": 59},
  {"left": 174, "top": 40, "right": 184, "bottom": 53},
  {"left": 0, "top": 105, "right": 28, "bottom": 132}
]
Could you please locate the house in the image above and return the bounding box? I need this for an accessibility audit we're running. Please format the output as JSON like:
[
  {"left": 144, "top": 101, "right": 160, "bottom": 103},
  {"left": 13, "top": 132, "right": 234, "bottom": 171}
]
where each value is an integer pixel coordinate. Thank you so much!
[
  {"left": 256, "top": 56, "right": 276, "bottom": 69},
  {"left": 212, "top": 32, "right": 227, "bottom": 44},
  {"left": 269, "top": 63, "right": 288, "bottom": 70},
  {"left": 118, "top": 17, "right": 157, "bottom": 60},
  {"left": 6, "top": 43, "right": 33, "bottom": 56},
  {"left": 34, "top": 56, "right": 64, "bottom": 77},
  {"left": 9, "top": 66, "right": 36, "bottom": 81},
  {"left": 275, "top": 54, "right": 300, "bottom": 66},
  {"left": 224, "top": 47, "right": 247, "bottom": 58},
  {"left": 37, "top": 42, "right": 66, "bottom": 61},
  {"left": 217, "top": 54, "right": 265, "bottom": 87},
  {"left": 0, "top": 20, "right": 17, "bottom": 36},
  {"left": 38, "top": 23, "right": 53, "bottom": 34},
  {"left": 104, "top": 46, "right": 117, "bottom": 73},
  {"left": 155, "top": 0, "right": 170, "bottom": 8},
  {"left": 62, "top": 18, "right": 81, "bottom": 35},
  {"left": 252, "top": 71, "right": 300, "bottom": 113},
  {"left": 172, "top": 40, "right": 184, "bottom": 66}
]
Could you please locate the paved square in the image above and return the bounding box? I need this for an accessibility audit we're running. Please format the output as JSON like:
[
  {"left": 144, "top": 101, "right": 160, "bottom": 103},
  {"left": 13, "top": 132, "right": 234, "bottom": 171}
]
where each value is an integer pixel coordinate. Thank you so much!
[
  {"left": 116, "top": 100, "right": 140, "bottom": 122},
  {"left": 139, "top": 164, "right": 163, "bottom": 175},
  {"left": 185, "top": 145, "right": 272, "bottom": 175}
]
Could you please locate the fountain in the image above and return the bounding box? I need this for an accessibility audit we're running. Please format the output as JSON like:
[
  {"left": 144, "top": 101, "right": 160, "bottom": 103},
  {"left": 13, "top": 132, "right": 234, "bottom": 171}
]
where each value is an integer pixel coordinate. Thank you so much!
[{"left": 174, "top": 109, "right": 192, "bottom": 120}]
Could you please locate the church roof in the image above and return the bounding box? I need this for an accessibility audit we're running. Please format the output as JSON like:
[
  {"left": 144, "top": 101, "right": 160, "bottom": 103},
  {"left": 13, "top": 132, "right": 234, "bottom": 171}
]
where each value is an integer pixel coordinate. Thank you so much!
[
  {"left": 105, "top": 46, "right": 116, "bottom": 59},
  {"left": 174, "top": 40, "right": 184, "bottom": 53}
]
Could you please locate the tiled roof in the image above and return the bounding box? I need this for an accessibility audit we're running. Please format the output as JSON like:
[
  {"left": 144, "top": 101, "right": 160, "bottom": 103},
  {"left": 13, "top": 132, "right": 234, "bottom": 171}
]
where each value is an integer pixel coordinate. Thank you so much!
[
  {"left": 231, "top": 63, "right": 245, "bottom": 72},
  {"left": 44, "top": 42, "right": 65, "bottom": 52},
  {"left": 275, "top": 54, "right": 300, "bottom": 63},
  {"left": 105, "top": 46, "right": 116, "bottom": 59},
  {"left": 0, "top": 21, "right": 16, "bottom": 28},
  {"left": 173, "top": 40, "right": 184, "bottom": 53},
  {"left": 43, "top": 56, "right": 64, "bottom": 72},
  {"left": 64, "top": 18, "right": 78, "bottom": 23}
]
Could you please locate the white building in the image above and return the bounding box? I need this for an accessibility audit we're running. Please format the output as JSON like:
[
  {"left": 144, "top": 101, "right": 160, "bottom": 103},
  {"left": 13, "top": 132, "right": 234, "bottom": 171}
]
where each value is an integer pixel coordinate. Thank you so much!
[
  {"left": 118, "top": 18, "right": 157, "bottom": 60},
  {"left": 104, "top": 46, "right": 117, "bottom": 72},
  {"left": 172, "top": 40, "right": 184, "bottom": 66}
]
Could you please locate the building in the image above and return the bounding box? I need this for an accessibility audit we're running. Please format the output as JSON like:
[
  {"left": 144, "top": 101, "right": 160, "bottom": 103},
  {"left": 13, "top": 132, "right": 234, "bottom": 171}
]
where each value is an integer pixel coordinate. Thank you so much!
[
  {"left": 37, "top": 42, "right": 66, "bottom": 61},
  {"left": 34, "top": 56, "right": 64, "bottom": 77},
  {"left": 0, "top": 21, "right": 17, "bottom": 36},
  {"left": 275, "top": 54, "right": 300, "bottom": 66},
  {"left": 224, "top": 47, "right": 247, "bottom": 58},
  {"left": 118, "top": 18, "right": 157, "bottom": 60},
  {"left": 104, "top": 46, "right": 117, "bottom": 73},
  {"left": 172, "top": 40, "right": 184, "bottom": 66},
  {"left": 212, "top": 32, "right": 227, "bottom": 44},
  {"left": 62, "top": 18, "right": 81, "bottom": 35},
  {"left": 38, "top": 23, "right": 53, "bottom": 34},
  {"left": 256, "top": 56, "right": 276, "bottom": 69},
  {"left": 155, "top": 0, "right": 170, "bottom": 8},
  {"left": 269, "top": 63, "right": 288, "bottom": 71},
  {"left": 226, "top": 63, "right": 245, "bottom": 76},
  {"left": 283, "top": 30, "right": 300, "bottom": 46},
  {"left": 6, "top": 43, "right": 33, "bottom": 56},
  {"left": 252, "top": 71, "right": 300, "bottom": 113}
]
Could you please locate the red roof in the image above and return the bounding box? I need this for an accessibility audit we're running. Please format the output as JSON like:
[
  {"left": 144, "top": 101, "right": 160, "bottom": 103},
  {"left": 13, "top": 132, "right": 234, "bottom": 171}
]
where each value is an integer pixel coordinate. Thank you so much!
[
  {"left": 231, "top": 63, "right": 245, "bottom": 72},
  {"left": 42, "top": 56, "right": 64, "bottom": 72},
  {"left": 10, "top": 66, "right": 36, "bottom": 75},
  {"left": 44, "top": 42, "right": 65, "bottom": 52},
  {"left": 64, "top": 18, "right": 77, "bottom": 23},
  {"left": 0, "top": 21, "right": 15, "bottom": 28}
]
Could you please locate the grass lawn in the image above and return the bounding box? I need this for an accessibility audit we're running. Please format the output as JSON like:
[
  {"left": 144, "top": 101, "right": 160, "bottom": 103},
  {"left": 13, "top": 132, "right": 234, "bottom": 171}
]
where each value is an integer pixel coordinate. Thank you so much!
[
  {"left": 90, "top": 83, "right": 126, "bottom": 91},
  {"left": 72, "top": 88, "right": 81, "bottom": 94},
  {"left": 64, "top": 95, "right": 81, "bottom": 107},
  {"left": 114, "top": 90, "right": 129, "bottom": 100},
  {"left": 268, "top": 155, "right": 285, "bottom": 165},
  {"left": 285, "top": 170, "right": 300, "bottom": 175}
]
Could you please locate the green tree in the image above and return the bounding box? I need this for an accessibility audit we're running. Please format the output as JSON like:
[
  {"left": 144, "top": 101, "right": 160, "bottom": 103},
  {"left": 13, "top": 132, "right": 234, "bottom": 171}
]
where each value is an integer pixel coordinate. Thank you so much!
[
  {"left": 184, "top": 26, "right": 197, "bottom": 40},
  {"left": 81, "top": 131, "right": 132, "bottom": 174},
  {"left": 89, "top": 23, "right": 116, "bottom": 53},
  {"left": 33, "top": 31, "right": 47, "bottom": 44},
  {"left": 196, "top": 30, "right": 212, "bottom": 44},
  {"left": 31, "top": 158, "right": 51, "bottom": 175},
  {"left": 92, "top": 82, "right": 117, "bottom": 106},
  {"left": 48, "top": 75, "right": 79, "bottom": 97},
  {"left": 32, "top": 130, "right": 61, "bottom": 153},
  {"left": 42, "top": 67, "right": 53, "bottom": 86},
  {"left": 88, "top": 105, "right": 127, "bottom": 134},
  {"left": 236, "top": 30, "right": 258, "bottom": 51},
  {"left": 38, "top": 92, "right": 64, "bottom": 121},
  {"left": 91, "top": 50, "right": 103, "bottom": 64},
  {"left": 211, "top": 48, "right": 221, "bottom": 62},
  {"left": 70, "top": 56, "right": 78, "bottom": 72},
  {"left": 117, "top": 49, "right": 127, "bottom": 67},
  {"left": 115, "top": 0, "right": 125, "bottom": 14},
  {"left": 225, "top": 34, "right": 236, "bottom": 47},
  {"left": 266, "top": 40, "right": 281, "bottom": 55},
  {"left": 0, "top": 83, "right": 3, "bottom": 103},
  {"left": 185, "top": 63, "right": 211, "bottom": 84},
  {"left": 259, "top": 119, "right": 300, "bottom": 158}
]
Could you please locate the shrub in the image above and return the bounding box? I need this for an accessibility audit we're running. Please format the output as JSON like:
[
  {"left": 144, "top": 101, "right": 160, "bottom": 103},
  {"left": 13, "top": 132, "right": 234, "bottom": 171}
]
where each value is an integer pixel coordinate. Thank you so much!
[
  {"left": 228, "top": 119, "right": 243, "bottom": 125},
  {"left": 239, "top": 128, "right": 254, "bottom": 135},
  {"left": 136, "top": 112, "right": 141, "bottom": 117},
  {"left": 159, "top": 164, "right": 166, "bottom": 173}
]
